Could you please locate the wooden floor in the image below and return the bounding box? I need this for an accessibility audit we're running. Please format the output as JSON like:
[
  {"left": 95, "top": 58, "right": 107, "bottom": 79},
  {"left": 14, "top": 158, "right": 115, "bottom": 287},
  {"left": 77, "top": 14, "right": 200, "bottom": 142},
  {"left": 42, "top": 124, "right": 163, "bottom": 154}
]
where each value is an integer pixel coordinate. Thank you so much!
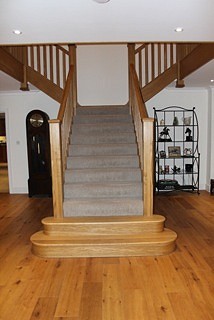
[{"left": 0, "top": 191, "right": 213, "bottom": 320}]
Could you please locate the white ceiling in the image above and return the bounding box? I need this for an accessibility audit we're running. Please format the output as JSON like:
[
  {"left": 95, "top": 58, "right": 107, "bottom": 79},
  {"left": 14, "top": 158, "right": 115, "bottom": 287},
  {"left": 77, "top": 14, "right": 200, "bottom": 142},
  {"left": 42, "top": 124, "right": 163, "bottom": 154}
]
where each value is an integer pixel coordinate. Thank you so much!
[
  {"left": 1, "top": 0, "right": 214, "bottom": 44},
  {"left": 0, "top": 0, "right": 214, "bottom": 91}
]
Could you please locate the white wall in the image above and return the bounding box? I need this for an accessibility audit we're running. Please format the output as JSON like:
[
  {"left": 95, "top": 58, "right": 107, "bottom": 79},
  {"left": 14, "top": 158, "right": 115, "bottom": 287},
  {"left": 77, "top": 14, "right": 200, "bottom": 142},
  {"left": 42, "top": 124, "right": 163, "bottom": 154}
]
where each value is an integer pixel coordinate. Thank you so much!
[
  {"left": 77, "top": 45, "right": 128, "bottom": 106},
  {"left": 0, "top": 91, "right": 59, "bottom": 194},
  {"left": 146, "top": 88, "right": 209, "bottom": 190}
]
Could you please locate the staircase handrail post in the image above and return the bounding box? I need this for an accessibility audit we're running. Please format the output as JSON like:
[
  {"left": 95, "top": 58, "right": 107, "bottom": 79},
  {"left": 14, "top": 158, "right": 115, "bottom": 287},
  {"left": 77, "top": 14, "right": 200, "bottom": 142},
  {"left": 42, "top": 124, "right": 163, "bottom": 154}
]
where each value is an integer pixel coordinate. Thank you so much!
[
  {"left": 49, "top": 119, "right": 64, "bottom": 218},
  {"left": 20, "top": 46, "right": 29, "bottom": 91},
  {"left": 129, "top": 60, "right": 154, "bottom": 217},
  {"left": 69, "top": 44, "right": 77, "bottom": 115},
  {"left": 128, "top": 43, "right": 136, "bottom": 113},
  {"left": 143, "top": 118, "right": 154, "bottom": 217}
]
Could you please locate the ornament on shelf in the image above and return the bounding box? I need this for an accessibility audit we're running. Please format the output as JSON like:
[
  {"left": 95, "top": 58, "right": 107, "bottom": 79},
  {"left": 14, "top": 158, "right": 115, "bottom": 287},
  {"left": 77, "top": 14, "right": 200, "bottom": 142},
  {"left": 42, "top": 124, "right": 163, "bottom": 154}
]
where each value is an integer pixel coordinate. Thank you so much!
[
  {"left": 158, "top": 127, "right": 172, "bottom": 142},
  {"left": 173, "top": 116, "right": 179, "bottom": 126},
  {"left": 185, "top": 127, "right": 192, "bottom": 141}
]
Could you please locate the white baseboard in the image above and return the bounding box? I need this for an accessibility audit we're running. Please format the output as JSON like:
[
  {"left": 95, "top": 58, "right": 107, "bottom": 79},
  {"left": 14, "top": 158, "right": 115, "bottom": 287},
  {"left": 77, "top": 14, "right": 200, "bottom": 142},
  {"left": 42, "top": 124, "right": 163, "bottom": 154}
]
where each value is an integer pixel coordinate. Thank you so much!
[{"left": 10, "top": 187, "right": 28, "bottom": 194}]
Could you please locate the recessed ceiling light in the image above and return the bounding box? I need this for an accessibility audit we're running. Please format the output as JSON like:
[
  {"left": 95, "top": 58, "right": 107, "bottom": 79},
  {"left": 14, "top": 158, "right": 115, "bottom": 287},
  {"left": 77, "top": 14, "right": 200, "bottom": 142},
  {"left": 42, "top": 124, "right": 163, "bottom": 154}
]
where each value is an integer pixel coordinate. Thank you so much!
[
  {"left": 13, "top": 29, "right": 22, "bottom": 35},
  {"left": 93, "top": 0, "right": 110, "bottom": 3},
  {"left": 211, "top": 79, "right": 214, "bottom": 83},
  {"left": 175, "top": 27, "right": 184, "bottom": 33}
]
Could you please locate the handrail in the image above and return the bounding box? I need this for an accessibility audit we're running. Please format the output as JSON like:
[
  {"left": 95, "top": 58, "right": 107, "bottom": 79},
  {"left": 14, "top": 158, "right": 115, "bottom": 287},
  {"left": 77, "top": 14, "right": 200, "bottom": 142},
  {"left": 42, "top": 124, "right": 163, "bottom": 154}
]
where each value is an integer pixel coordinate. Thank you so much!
[
  {"left": 58, "top": 65, "right": 74, "bottom": 121},
  {"left": 130, "top": 64, "right": 148, "bottom": 119},
  {"left": 129, "top": 61, "right": 154, "bottom": 217},
  {"left": 49, "top": 65, "right": 74, "bottom": 218}
]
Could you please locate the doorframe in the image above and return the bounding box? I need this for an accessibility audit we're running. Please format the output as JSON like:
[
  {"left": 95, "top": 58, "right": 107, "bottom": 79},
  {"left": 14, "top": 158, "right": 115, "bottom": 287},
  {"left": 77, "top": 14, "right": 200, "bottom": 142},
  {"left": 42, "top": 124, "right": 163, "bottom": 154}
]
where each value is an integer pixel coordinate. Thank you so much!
[{"left": 0, "top": 108, "right": 11, "bottom": 193}]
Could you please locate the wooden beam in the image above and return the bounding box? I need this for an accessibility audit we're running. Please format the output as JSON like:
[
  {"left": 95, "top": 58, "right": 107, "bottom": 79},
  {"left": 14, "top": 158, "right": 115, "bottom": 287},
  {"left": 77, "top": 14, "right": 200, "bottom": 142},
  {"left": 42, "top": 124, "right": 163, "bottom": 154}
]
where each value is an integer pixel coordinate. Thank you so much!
[
  {"left": 142, "top": 64, "right": 177, "bottom": 102},
  {"left": 27, "top": 67, "right": 63, "bottom": 103},
  {"left": 0, "top": 47, "right": 24, "bottom": 83},
  {"left": 180, "top": 43, "right": 214, "bottom": 79}
]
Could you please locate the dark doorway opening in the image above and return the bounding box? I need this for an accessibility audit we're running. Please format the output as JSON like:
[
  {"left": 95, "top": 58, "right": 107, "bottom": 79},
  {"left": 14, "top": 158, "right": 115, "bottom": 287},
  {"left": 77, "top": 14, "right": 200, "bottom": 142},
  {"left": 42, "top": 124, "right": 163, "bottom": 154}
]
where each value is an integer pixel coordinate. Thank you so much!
[{"left": 0, "top": 113, "right": 9, "bottom": 193}]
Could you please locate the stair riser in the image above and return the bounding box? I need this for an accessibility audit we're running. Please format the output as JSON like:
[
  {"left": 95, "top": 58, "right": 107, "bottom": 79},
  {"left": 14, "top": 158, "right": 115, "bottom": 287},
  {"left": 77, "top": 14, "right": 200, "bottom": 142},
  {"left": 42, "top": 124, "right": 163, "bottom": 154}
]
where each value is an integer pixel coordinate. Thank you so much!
[
  {"left": 64, "top": 184, "right": 142, "bottom": 199},
  {"left": 71, "top": 133, "right": 136, "bottom": 144},
  {"left": 42, "top": 216, "right": 165, "bottom": 236},
  {"left": 63, "top": 201, "right": 143, "bottom": 217},
  {"left": 72, "top": 124, "right": 134, "bottom": 135},
  {"left": 76, "top": 106, "right": 130, "bottom": 115},
  {"left": 67, "top": 156, "right": 139, "bottom": 169},
  {"left": 65, "top": 169, "right": 141, "bottom": 183},
  {"left": 73, "top": 115, "right": 132, "bottom": 124},
  {"left": 31, "top": 240, "right": 176, "bottom": 258},
  {"left": 69, "top": 144, "right": 138, "bottom": 156}
]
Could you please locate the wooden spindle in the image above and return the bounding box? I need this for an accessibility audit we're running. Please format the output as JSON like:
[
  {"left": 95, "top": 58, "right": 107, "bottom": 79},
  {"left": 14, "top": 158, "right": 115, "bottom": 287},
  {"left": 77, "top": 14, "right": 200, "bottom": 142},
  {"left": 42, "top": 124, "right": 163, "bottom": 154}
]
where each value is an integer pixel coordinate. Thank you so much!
[
  {"left": 37, "top": 46, "right": 41, "bottom": 74},
  {"left": 151, "top": 43, "right": 155, "bottom": 80},
  {"left": 164, "top": 44, "right": 167, "bottom": 71},
  {"left": 49, "top": 45, "right": 53, "bottom": 82},
  {"left": 138, "top": 51, "right": 142, "bottom": 88},
  {"left": 170, "top": 44, "right": 173, "bottom": 67},
  {"left": 145, "top": 45, "right": 148, "bottom": 85},
  {"left": 56, "top": 47, "right": 60, "bottom": 87},
  {"left": 30, "top": 46, "right": 34, "bottom": 69},
  {"left": 63, "top": 53, "right": 66, "bottom": 88},
  {"left": 158, "top": 44, "right": 161, "bottom": 75},
  {"left": 43, "top": 45, "right": 47, "bottom": 78}
]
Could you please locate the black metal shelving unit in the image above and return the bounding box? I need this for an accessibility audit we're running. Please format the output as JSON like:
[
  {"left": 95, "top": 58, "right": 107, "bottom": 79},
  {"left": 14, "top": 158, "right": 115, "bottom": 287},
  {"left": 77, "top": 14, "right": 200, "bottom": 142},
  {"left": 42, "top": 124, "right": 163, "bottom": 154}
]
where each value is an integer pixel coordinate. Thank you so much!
[{"left": 154, "top": 106, "right": 200, "bottom": 193}]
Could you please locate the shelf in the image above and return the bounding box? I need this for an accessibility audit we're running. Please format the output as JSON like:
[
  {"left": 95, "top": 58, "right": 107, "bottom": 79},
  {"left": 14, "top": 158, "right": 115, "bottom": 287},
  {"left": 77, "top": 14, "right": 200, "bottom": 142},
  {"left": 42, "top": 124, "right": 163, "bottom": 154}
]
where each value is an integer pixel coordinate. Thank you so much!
[
  {"left": 154, "top": 106, "right": 200, "bottom": 194},
  {"left": 157, "top": 172, "right": 198, "bottom": 175},
  {"left": 156, "top": 140, "right": 197, "bottom": 143},
  {"left": 157, "top": 124, "right": 197, "bottom": 127},
  {"left": 157, "top": 156, "right": 196, "bottom": 159}
]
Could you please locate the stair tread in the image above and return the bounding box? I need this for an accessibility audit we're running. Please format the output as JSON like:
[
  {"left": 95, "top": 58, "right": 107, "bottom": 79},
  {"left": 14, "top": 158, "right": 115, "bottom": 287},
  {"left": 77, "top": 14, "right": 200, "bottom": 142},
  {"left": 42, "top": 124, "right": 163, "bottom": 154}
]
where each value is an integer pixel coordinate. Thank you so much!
[
  {"left": 64, "top": 181, "right": 142, "bottom": 186},
  {"left": 76, "top": 105, "right": 130, "bottom": 115},
  {"left": 42, "top": 215, "right": 165, "bottom": 225},
  {"left": 69, "top": 142, "right": 137, "bottom": 147},
  {"left": 31, "top": 228, "right": 177, "bottom": 244},
  {"left": 68, "top": 154, "right": 139, "bottom": 159},
  {"left": 65, "top": 167, "right": 141, "bottom": 173},
  {"left": 64, "top": 197, "right": 143, "bottom": 203},
  {"left": 72, "top": 122, "right": 134, "bottom": 127}
]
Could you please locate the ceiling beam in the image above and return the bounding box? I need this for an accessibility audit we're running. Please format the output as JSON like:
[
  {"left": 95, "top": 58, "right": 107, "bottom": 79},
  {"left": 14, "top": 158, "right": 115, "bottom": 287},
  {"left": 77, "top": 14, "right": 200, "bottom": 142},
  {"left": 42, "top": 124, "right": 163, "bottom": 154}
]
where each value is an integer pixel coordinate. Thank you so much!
[
  {"left": 180, "top": 43, "right": 214, "bottom": 80},
  {"left": 0, "top": 47, "right": 24, "bottom": 83}
]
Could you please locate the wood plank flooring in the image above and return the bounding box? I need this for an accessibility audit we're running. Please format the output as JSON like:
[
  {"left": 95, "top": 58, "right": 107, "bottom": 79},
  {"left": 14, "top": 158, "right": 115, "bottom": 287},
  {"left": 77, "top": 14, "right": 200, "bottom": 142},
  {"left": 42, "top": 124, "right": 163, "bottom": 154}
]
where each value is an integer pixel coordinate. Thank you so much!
[{"left": 0, "top": 191, "right": 213, "bottom": 320}]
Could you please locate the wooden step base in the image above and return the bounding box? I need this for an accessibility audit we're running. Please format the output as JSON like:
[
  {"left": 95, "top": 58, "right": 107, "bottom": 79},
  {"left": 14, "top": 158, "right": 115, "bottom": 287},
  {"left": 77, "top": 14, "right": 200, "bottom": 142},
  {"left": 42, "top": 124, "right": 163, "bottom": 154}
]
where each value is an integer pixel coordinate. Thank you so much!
[
  {"left": 31, "top": 228, "right": 177, "bottom": 258},
  {"left": 41, "top": 215, "right": 166, "bottom": 236}
]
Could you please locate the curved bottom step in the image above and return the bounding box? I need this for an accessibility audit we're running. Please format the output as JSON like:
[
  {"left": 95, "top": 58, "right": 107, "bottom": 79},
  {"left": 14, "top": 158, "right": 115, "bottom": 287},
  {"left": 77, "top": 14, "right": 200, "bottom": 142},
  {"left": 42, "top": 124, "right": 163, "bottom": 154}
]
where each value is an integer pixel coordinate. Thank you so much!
[{"left": 31, "top": 228, "right": 177, "bottom": 258}]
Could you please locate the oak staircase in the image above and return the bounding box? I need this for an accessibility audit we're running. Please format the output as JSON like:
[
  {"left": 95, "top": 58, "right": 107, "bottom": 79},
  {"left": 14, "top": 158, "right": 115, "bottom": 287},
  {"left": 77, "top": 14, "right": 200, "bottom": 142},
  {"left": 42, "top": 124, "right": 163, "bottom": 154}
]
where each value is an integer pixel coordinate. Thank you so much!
[{"left": 1, "top": 42, "right": 213, "bottom": 258}]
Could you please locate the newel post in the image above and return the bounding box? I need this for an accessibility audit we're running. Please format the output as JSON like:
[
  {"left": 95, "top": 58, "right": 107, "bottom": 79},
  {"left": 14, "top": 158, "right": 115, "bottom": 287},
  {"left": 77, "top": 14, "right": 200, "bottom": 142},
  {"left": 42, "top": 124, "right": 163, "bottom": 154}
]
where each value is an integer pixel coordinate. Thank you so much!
[
  {"left": 49, "top": 120, "right": 64, "bottom": 218},
  {"left": 128, "top": 43, "right": 136, "bottom": 111},
  {"left": 20, "top": 46, "right": 29, "bottom": 91},
  {"left": 143, "top": 118, "right": 154, "bottom": 217},
  {"left": 176, "top": 44, "right": 185, "bottom": 88}
]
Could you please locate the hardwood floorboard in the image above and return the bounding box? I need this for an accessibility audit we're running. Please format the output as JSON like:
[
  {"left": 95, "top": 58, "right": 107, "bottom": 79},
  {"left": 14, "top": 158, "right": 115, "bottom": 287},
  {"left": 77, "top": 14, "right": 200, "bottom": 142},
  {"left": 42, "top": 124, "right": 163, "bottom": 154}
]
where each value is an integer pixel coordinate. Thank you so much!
[{"left": 0, "top": 191, "right": 214, "bottom": 320}]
